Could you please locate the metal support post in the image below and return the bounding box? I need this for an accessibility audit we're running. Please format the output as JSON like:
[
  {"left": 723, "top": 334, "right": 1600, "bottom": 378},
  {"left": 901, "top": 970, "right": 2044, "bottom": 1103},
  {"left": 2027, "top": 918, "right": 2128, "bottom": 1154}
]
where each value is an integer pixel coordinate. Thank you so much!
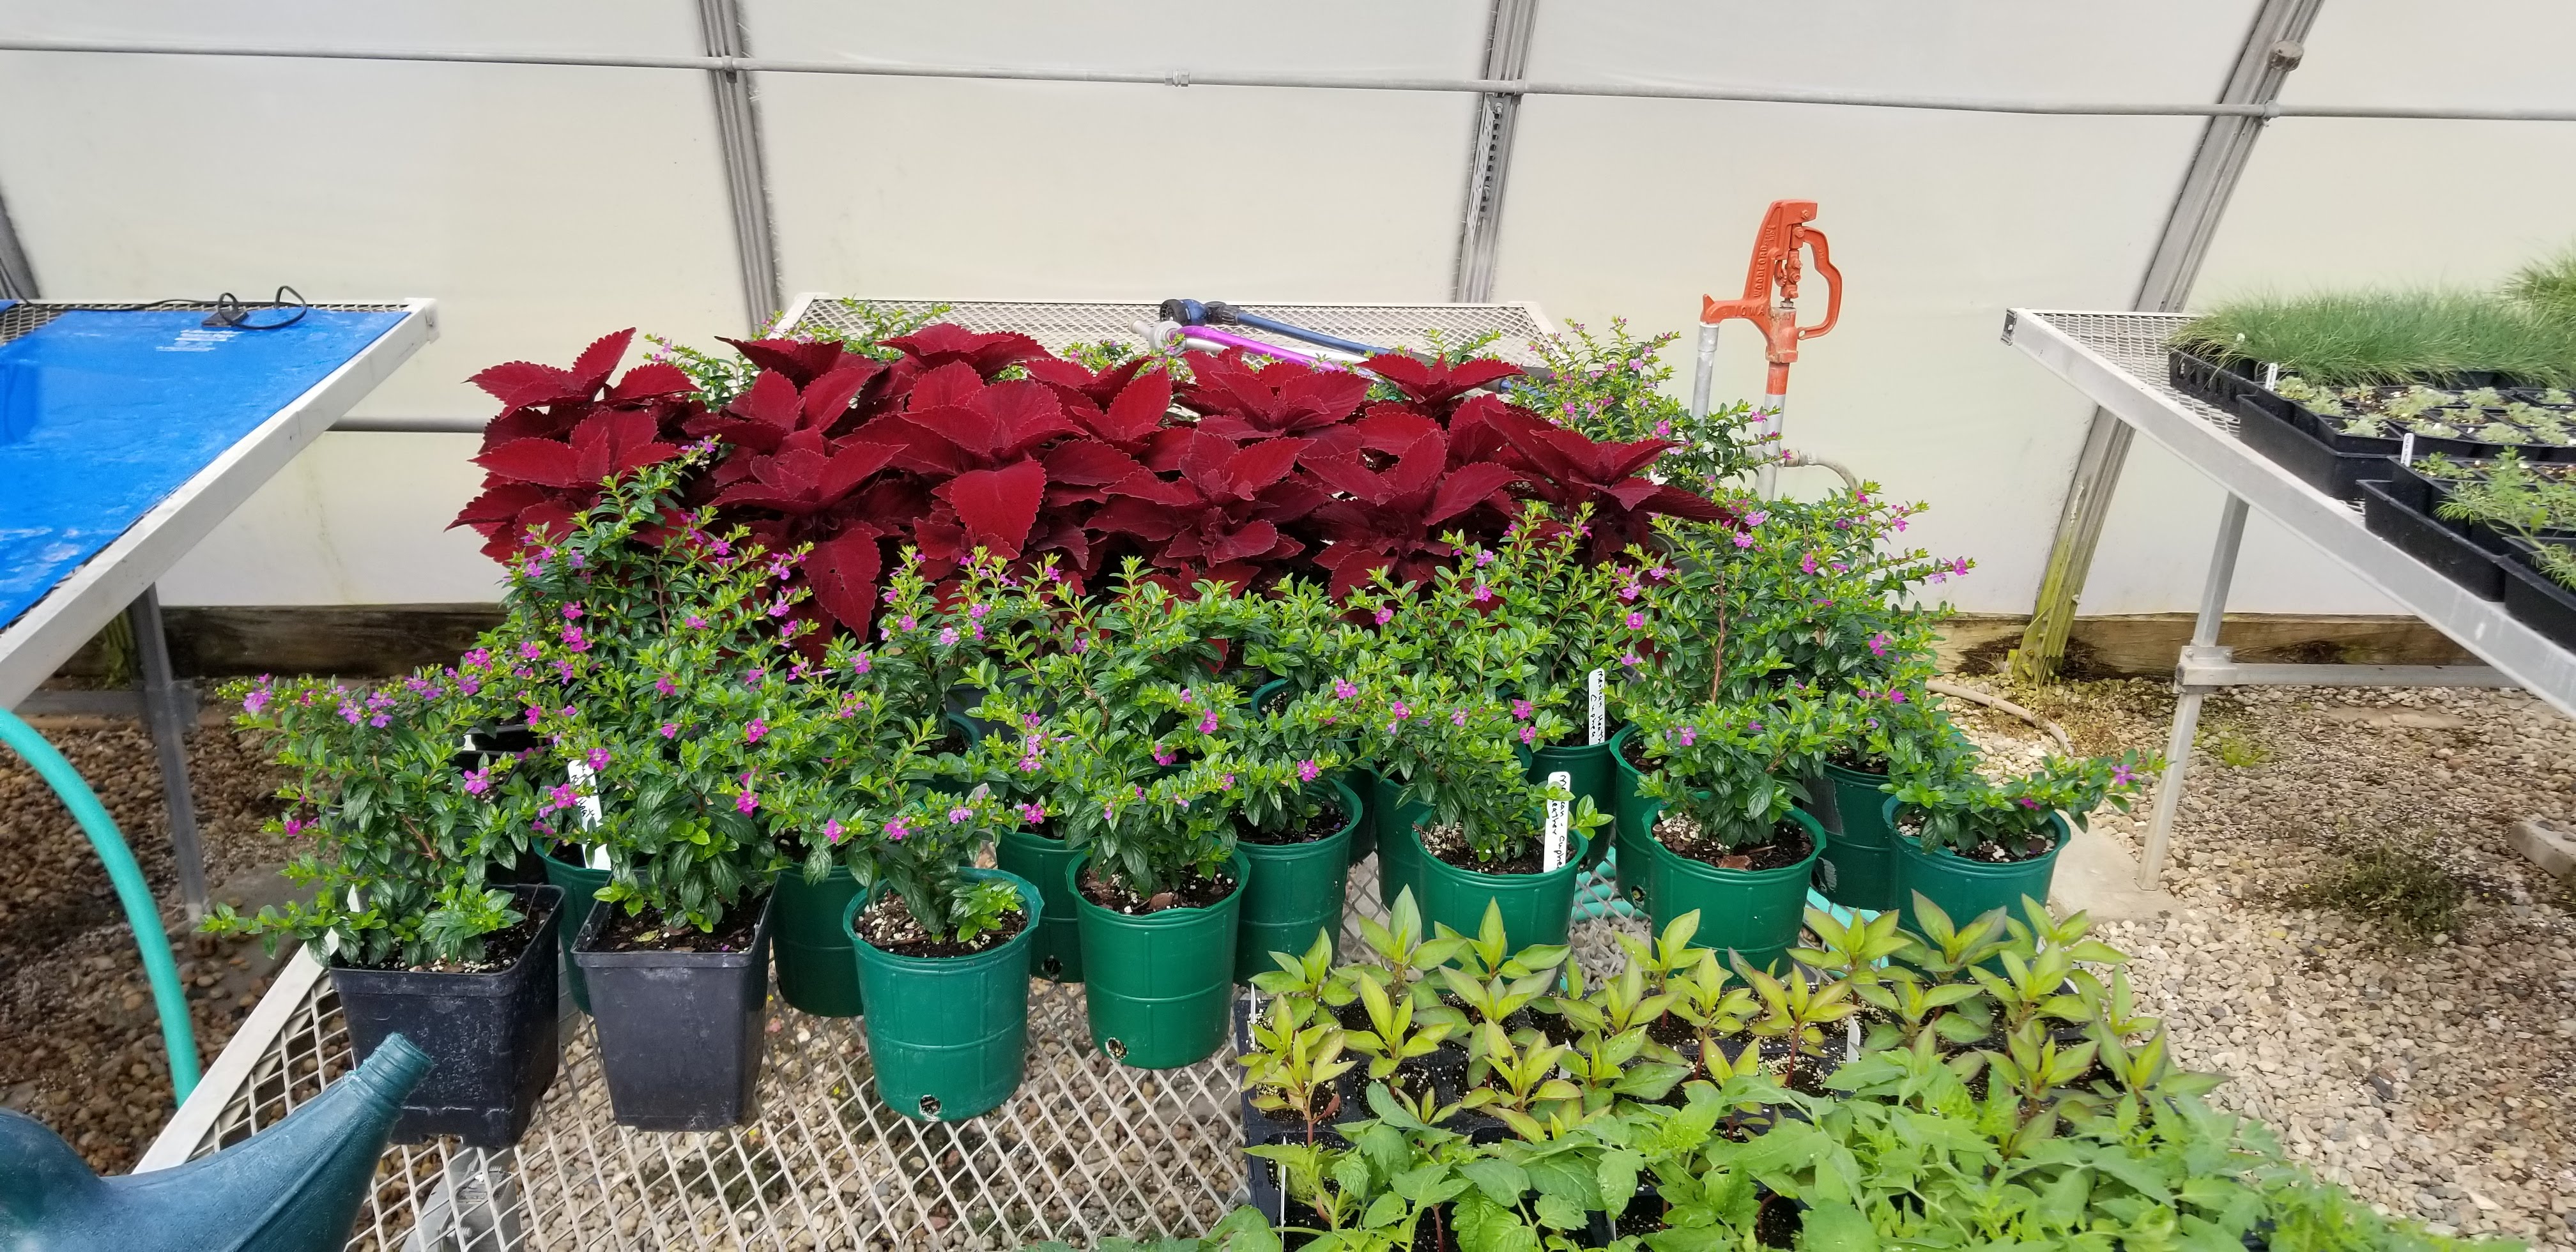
[
  {"left": 1755, "top": 394, "right": 1784, "bottom": 500},
  {"left": 1687, "top": 323, "right": 1719, "bottom": 420},
  {"left": 2011, "top": 0, "right": 2320, "bottom": 682},
  {"left": 698, "top": 0, "right": 783, "bottom": 331},
  {"left": 128, "top": 588, "right": 210, "bottom": 920},
  {"left": 2138, "top": 494, "right": 2248, "bottom": 888},
  {"left": 0, "top": 183, "right": 35, "bottom": 300},
  {"left": 1451, "top": 0, "right": 1537, "bottom": 302}
]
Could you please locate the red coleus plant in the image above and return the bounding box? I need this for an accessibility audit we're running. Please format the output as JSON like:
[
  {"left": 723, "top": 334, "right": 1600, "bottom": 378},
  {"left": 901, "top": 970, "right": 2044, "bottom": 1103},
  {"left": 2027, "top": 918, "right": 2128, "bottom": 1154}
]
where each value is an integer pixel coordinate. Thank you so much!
[
  {"left": 452, "top": 329, "right": 698, "bottom": 561},
  {"left": 1472, "top": 396, "right": 1738, "bottom": 560},
  {"left": 455, "top": 324, "right": 1730, "bottom": 641}
]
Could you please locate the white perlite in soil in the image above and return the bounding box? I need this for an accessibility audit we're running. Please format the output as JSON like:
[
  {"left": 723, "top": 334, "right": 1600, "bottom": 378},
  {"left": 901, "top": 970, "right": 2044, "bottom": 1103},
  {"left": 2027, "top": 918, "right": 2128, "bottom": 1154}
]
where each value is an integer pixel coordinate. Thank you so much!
[{"left": 1942, "top": 680, "right": 2576, "bottom": 1249}]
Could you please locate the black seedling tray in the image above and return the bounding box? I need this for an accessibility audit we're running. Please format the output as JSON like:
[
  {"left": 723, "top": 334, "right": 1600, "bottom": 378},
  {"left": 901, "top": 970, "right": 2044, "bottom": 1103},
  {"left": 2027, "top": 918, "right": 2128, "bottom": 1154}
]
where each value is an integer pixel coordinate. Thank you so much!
[
  {"left": 2174, "top": 349, "right": 2576, "bottom": 466},
  {"left": 2234, "top": 394, "right": 2395, "bottom": 504},
  {"left": 2360, "top": 477, "right": 2506, "bottom": 600},
  {"left": 2499, "top": 537, "right": 2576, "bottom": 650}
]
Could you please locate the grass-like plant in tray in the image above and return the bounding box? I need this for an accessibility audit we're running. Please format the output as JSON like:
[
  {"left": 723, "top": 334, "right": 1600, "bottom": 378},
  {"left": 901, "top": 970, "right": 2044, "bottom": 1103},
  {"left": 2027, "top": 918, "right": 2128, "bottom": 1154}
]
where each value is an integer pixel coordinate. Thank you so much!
[{"left": 2175, "top": 289, "right": 2576, "bottom": 388}]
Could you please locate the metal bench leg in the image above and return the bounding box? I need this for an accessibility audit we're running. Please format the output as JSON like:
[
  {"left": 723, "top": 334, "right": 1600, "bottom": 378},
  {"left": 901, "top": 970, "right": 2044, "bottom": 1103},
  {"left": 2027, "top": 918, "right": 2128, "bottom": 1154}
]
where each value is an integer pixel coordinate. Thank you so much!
[
  {"left": 129, "top": 587, "right": 209, "bottom": 921},
  {"left": 2139, "top": 494, "right": 2247, "bottom": 889}
]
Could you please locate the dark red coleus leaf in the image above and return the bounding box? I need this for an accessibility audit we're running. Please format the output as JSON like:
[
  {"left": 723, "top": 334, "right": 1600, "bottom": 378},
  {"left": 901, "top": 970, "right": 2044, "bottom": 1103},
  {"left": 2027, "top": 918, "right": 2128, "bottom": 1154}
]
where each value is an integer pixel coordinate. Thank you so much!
[
  {"left": 1363, "top": 353, "right": 1524, "bottom": 415},
  {"left": 934, "top": 457, "right": 1048, "bottom": 558},
  {"left": 804, "top": 526, "right": 885, "bottom": 639},
  {"left": 884, "top": 324, "right": 1048, "bottom": 378}
]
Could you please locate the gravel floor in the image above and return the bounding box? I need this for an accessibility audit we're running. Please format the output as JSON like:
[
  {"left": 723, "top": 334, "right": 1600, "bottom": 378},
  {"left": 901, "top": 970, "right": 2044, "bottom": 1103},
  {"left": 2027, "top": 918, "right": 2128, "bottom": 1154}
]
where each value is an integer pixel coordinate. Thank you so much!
[
  {"left": 1947, "top": 679, "right": 2576, "bottom": 1249},
  {"left": 0, "top": 718, "right": 288, "bottom": 1173}
]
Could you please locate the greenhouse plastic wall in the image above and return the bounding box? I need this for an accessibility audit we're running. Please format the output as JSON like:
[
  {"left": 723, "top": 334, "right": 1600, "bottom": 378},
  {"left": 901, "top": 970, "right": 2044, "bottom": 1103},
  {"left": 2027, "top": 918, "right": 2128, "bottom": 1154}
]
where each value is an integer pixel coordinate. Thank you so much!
[{"left": 5, "top": 0, "right": 2576, "bottom": 617}]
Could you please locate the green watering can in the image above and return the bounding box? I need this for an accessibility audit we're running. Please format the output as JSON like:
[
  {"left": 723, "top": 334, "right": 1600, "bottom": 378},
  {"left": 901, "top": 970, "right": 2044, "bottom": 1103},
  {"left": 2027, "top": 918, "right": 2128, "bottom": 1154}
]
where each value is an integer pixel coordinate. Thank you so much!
[{"left": 0, "top": 1032, "right": 430, "bottom": 1252}]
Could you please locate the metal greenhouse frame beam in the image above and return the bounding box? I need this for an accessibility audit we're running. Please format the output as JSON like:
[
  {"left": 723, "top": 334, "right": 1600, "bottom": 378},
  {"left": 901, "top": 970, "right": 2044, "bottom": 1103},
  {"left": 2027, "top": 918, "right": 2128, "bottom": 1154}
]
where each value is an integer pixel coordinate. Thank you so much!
[
  {"left": 1453, "top": 0, "right": 1538, "bottom": 302},
  {"left": 2010, "top": 0, "right": 2324, "bottom": 683},
  {"left": 698, "top": 0, "right": 784, "bottom": 332}
]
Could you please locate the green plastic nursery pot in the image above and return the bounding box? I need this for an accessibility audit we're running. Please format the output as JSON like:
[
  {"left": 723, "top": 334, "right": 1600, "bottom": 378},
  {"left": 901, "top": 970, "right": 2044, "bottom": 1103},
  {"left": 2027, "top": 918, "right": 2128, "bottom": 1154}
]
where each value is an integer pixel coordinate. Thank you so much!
[
  {"left": 1527, "top": 735, "right": 1618, "bottom": 868},
  {"left": 1235, "top": 777, "right": 1361, "bottom": 983},
  {"left": 1338, "top": 768, "right": 1377, "bottom": 867},
  {"left": 1607, "top": 725, "right": 1660, "bottom": 905},
  {"left": 843, "top": 869, "right": 1039, "bottom": 1122},
  {"left": 1888, "top": 796, "right": 2071, "bottom": 935},
  {"left": 1817, "top": 760, "right": 1903, "bottom": 912},
  {"left": 1370, "top": 773, "right": 1431, "bottom": 911},
  {"left": 772, "top": 863, "right": 865, "bottom": 1017},
  {"left": 1411, "top": 824, "right": 1591, "bottom": 953},
  {"left": 996, "top": 826, "right": 1084, "bottom": 983},
  {"left": 1068, "top": 850, "right": 1249, "bottom": 1069},
  {"left": 1249, "top": 678, "right": 1377, "bottom": 869},
  {"left": 1652, "top": 807, "right": 1828, "bottom": 977},
  {"left": 539, "top": 847, "right": 609, "bottom": 1014}
]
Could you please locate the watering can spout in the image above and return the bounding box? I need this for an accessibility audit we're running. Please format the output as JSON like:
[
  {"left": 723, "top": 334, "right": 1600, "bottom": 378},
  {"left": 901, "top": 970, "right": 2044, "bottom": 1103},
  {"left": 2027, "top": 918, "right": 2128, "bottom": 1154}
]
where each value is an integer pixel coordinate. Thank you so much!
[{"left": 0, "top": 1031, "right": 433, "bottom": 1252}]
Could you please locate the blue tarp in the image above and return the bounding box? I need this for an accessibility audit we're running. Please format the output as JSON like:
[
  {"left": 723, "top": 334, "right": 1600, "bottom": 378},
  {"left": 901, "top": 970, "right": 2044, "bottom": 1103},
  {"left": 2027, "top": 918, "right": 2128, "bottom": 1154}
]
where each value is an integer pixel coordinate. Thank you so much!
[{"left": 0, "top": 309, "right": 407, "bottom": 630}]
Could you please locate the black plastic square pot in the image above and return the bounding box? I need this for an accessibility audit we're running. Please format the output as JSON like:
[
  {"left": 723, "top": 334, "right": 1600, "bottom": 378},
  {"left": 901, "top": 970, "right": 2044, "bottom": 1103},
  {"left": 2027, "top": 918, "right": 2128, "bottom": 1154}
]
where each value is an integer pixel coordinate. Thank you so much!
[
  {"left": 327, "top": 883, "right": 563, "bottom": 1148},
  {"left": 571, "top": 890, "right": 775, "bottom": 1131},
  {"left": 2360, "top": 480, "right": 2506, "bottom": 600}
]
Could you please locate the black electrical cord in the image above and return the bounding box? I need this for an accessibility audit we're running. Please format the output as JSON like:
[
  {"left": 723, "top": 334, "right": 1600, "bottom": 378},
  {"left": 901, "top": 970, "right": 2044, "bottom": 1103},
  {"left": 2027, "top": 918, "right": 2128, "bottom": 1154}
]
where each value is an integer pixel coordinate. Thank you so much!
[{"left": 134, "top": 285, "right": 311, "bottom": 330}]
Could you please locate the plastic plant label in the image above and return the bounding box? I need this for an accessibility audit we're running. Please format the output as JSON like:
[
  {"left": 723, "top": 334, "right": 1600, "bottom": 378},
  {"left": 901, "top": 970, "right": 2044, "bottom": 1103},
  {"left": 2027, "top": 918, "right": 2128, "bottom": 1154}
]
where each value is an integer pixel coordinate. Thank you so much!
[
  {"left": 1588, "top": 669, "right": 1606, "bottom": 745},
  {"left": 2262, "top": 362, "right": 2281, "bottom": 391},
  {"left": 1544, "top": 770, "right": 1571, "bottom": 872},
  {"left": 2400, "top": 431, "right": 2416, "bottom": 467},
  {"left": 566, "top": 760, "right": 604, "bottom": 831}
]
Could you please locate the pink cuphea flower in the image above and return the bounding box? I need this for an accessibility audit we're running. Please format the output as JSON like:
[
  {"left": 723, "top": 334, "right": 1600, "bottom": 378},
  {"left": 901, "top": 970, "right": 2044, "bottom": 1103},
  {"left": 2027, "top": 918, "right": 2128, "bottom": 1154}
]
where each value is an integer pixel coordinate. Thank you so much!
[
  {"left": 744, "top": 718, "right": 769, "bottom": 744},
  {"left": 243, "top": 689, "right": 272, "bottom": 716},
  {"left": 1450, "top": 710, "right": 1468, "bottom": 726},
  {"left": 886, "top": 818, "right": 909, "bottom": 842},
  {"left": 1470, "top": 583, "right": 1493, "bottom": 605},
  {"left": 1512, "top": 699, "right": 1533, "bottom": 721},
  {"left": 1197, "top": 712, "right": 1219, "bottom": 735},
  {"left": 1333, "top": 678, "right": 1358, "bottom": 699},
  {"left": 1625, "top": 611, "right": 1646, "bottom": 630},
  {"left": 1620, "top": 653, "right": 1643, "bottom": 669},
  {"left": 1867, "top": 632, "right": 1890, "bottom": 657},
  {"left": 2113, "top": 764, "right": 2138, "bottom": 786},
  {"left": 948, "top": 805, "right": 972, "bottom": 823},
  {"left": 462, "top": 768, "right": 492, "bottom": 797},
  {"left": 1296, "top": 760, "right": 1320, "bottom": 782},
  {"left": 562, "top": 603, "right": 583, "bottom": 620},
  {"left": 1519, "top": 726, "right": 1538, "bottom": 745},
  {"left": 1475, "top": 549, "right": 1496, "bottom": 567},
  {"left": 824, "top": 818, "right": 844, "bottom": 844},
  {"left": 518, "top": 641, "right": 544, "bottom": 660},
  {"left": 852, "top": 652, "right": 872, "bottom": 675},
  {"left": 685, "top": 615, "right": 708, "bottom": 630},
  {"left": 1800, "top": 553, "right": 1819, "bottom": 575},
  {"left": 1373, "top": 607, "right": 1394, "bottom": 626},
  {"left": 660, "top": 722, "right": 678, "bottom": 738},
  {"left": 1734, "top": 532, "right": 1756, "bottom": 549},
  {"left": 1016, "top": 802, "right": 1047, "bottom": 823},
  {"left": 1153, "top": 747, "right": 1176, "bottom": 766},
  {"left": 656, "top": 675, "right": 675, "bottom": 696},
  {"left": 1678, "top": 726, "right": 1698, "bottom": 747},
  {"left": 736, "top": 790, "right": 760, "bottom": 814},
  {"left": 586, "top": 748, "right": 610, "bottom": 770}
]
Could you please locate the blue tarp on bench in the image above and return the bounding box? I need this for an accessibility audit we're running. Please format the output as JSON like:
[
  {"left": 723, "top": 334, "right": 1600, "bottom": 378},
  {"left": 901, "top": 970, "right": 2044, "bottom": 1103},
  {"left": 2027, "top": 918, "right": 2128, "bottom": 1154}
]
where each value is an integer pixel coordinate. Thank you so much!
[{"left": 0, "top": 308, "right": 407, "bottom": 630}]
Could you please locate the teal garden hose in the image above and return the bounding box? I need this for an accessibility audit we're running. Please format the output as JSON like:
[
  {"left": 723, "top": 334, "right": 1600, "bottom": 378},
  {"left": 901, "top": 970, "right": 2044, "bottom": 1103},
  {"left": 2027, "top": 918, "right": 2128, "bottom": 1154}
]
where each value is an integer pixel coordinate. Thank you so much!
[{"left": 0, "top": 707, "right": 201, "bottom": 1102}]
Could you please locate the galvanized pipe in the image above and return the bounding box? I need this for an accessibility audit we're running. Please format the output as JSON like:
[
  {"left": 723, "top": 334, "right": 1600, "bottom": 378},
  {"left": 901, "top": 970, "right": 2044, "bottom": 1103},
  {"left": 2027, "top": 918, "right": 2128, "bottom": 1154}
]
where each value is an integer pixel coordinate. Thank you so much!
[{"left": 12, "top": 36, "right": 2576, "bottom": 122}]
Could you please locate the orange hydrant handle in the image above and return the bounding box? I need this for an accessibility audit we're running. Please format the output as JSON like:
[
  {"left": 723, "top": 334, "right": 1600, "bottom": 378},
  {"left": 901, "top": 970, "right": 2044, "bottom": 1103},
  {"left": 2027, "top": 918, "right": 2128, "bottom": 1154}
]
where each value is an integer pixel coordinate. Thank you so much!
[{"left": 1799, "top": 227, "right": 1841, "bottom": 341}]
